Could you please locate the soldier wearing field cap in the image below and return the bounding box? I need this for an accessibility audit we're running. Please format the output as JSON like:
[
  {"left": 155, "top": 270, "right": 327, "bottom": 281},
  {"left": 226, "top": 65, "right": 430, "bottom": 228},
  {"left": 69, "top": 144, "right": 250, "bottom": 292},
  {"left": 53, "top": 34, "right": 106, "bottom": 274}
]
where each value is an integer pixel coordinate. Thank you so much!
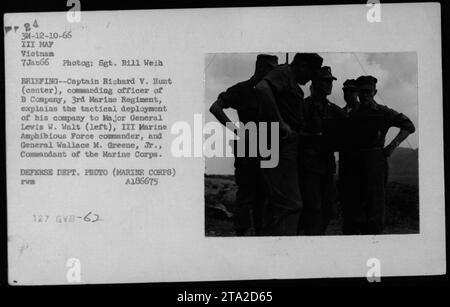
[
  {"left": 341, "top": 75, "right": 416, "bottom": 235},
  {"left": 298, "top": 66, "right": 346, "bottom": 235},
  {"left": 255, "top": 53, "right": 323, "bottom": 236},
  {"left": 209, "top": 54, "right": 279, "bottom": 236}
]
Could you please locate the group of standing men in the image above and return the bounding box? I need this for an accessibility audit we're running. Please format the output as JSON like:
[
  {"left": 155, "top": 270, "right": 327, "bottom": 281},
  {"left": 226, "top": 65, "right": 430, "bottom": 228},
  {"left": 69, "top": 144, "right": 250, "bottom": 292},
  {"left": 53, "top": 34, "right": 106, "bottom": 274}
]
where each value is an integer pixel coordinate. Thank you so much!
[{"left": 209, "top": 53, "right": 415, "bottom": 236}]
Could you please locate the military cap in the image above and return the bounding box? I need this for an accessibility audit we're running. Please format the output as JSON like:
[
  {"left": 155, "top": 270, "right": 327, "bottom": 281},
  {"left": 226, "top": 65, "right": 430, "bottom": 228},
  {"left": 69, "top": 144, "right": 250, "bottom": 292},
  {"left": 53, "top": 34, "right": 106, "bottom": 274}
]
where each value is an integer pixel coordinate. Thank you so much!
[
  {"left": 315, "top": 66, "right": 337, "bottom": 80},
  {"left": 293, "top": 53, "right": 323, "bottom": 70},
  {"left": 343, "top": 79, "right": 358, "bottom": 89},
  {"left": 356, "top": 75, "right": 378, "bottom": 90},
  {"left": 256, "top": 54, "right": 278, "bottom": 67}
]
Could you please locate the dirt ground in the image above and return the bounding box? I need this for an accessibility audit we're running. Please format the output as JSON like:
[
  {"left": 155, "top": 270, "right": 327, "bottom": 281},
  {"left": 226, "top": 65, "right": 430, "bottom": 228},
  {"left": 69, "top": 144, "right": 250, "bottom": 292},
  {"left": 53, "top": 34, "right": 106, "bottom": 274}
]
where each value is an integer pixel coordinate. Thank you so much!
[{"left": 205, "top": 175, "right": 419, "bottom": 236}]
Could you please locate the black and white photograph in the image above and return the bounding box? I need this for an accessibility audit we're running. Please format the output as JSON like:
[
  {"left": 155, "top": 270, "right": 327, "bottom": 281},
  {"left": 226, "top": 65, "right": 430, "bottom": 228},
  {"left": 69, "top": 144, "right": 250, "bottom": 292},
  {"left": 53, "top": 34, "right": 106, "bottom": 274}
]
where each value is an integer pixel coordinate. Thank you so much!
[{"left": 1, "top": 1, "right": 446, "bottom": 287}]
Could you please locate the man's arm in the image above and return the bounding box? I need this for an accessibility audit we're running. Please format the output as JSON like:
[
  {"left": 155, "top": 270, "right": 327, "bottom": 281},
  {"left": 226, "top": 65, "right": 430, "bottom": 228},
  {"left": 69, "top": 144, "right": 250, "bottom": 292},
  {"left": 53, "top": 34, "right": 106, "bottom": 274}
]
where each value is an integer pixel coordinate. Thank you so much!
[
  {"left": 209, "top": 98, "right": 239, "bottom": 134},
  {"left": 254, "top": 80, "right": 292, "bottom": 138},
  {"left": 383, "top": 109, "right": 416, "bottom": 157}
]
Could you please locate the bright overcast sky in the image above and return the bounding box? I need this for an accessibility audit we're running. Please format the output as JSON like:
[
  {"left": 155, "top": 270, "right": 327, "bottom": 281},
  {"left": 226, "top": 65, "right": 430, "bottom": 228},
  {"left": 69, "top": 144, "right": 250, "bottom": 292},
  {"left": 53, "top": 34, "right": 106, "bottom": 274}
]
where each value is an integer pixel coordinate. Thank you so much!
[{"left": 205, "top": 52, "right": 418, "bottom": 174}]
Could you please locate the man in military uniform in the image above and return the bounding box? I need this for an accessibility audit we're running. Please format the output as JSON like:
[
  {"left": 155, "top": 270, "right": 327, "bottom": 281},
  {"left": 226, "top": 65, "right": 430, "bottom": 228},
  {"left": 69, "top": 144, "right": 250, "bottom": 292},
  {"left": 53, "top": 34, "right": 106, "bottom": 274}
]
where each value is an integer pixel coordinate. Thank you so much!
[
  {"left": 209, "top": 54, "right": 278, "bottom": 236},
  {"left": 338, "top": 79, "right": 360, "bottom": 224},
  {"left": 298, "top": 66, "right": 346, "bottom": 235},
  {"left": 341, "top": 75, "right": 416, "bottom": 235},
  {"left": 255, "top": 53, "right": 323, "bottom": 236},
  {"left": 341, "top": 79, "right": 360, "bottom": 115}
]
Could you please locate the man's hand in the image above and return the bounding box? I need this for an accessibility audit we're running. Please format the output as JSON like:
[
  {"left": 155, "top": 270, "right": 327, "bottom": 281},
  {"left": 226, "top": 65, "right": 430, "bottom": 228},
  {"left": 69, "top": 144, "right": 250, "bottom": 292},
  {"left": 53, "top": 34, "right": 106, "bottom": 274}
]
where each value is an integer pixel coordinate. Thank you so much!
[
  {"left": 384, "top": 136, "right": 404, "bottom": 157},
  {"left": 383, "top": 142, "right": 397, "bottom": 157}
]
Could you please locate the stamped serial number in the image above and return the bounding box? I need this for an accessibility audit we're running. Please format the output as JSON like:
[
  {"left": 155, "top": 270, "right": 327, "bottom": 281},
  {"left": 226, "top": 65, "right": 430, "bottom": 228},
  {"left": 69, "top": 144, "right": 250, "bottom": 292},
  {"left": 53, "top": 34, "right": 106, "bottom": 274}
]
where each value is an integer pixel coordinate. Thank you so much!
[{"left": 32, "top": 212, "right": 103, "bottom": 223}]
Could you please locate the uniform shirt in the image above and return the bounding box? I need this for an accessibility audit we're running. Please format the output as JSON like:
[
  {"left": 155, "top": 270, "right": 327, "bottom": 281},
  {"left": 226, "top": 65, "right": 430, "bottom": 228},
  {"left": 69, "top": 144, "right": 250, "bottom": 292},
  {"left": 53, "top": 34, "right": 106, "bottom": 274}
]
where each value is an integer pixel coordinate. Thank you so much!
[
  {"left": 263, "top": 64, "right": 304, "bottom": 132},
  {"left": 353, "top": 100, "right": 415, "bottom": 148},
  {"left": 218, "top": 77, "right": 259, "bottom": 159},
  {"left": 299, "top": 96, "right": 346, "bottom": 174}
]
